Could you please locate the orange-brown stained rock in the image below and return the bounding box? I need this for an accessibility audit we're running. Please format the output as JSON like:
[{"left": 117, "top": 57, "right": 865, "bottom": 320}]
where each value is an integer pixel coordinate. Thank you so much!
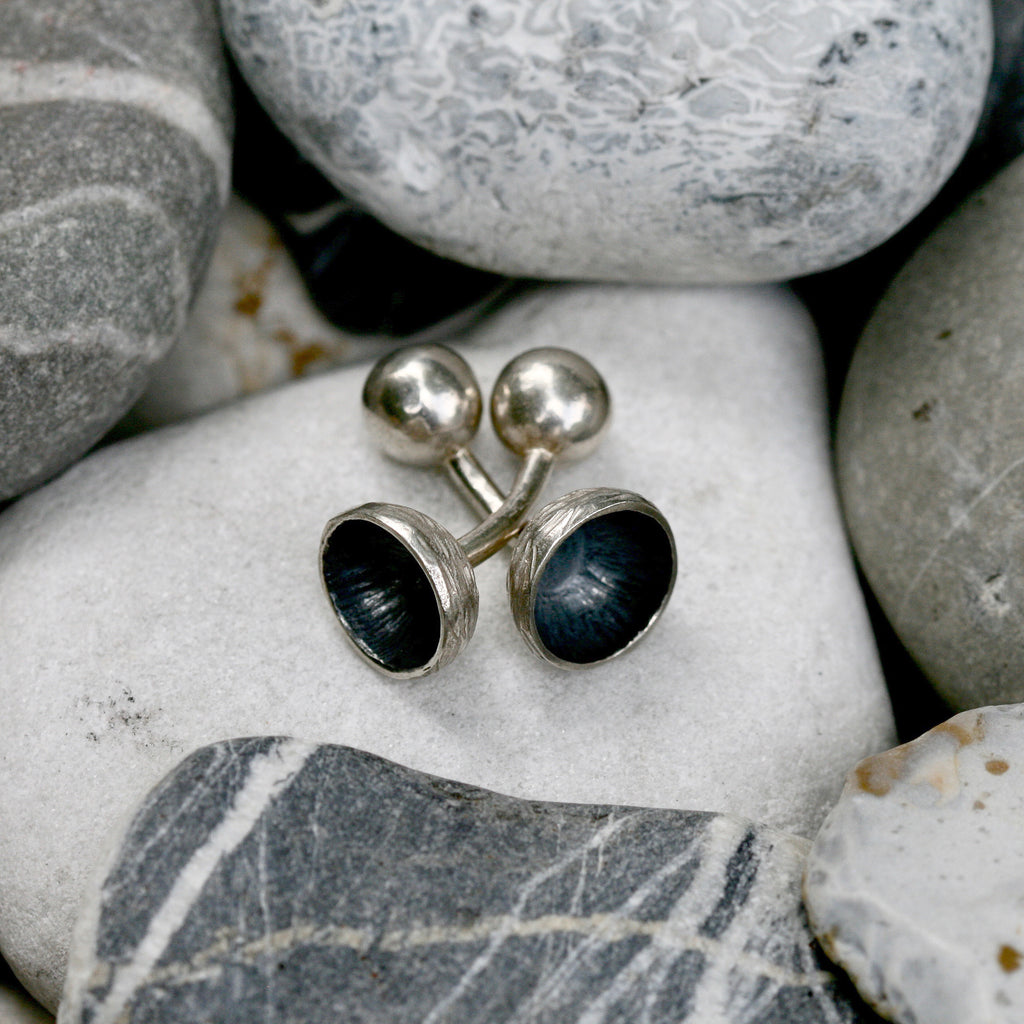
[
  {"left": 998, "top": 945, "right": 1021, "bottom": 972},
  {"left": 234, "top": 290, "right": 263, "bottom": 316},
  {"left": 855, "top": 744, "right": 913, "bottom": 796},
  {"left": 292, "top": 342, "right": 329, "bottom": 377},
  {"left": 973, "top": 800, "right": 986, "bottom": 810},
  {"left": 854, "top": 712, "right": 988, "bottom": 796},
  {"left": 934, "top": 714, "right": 986, "bottom": 747},
  {"left": 986, "top": 759, "right": 1010, "bottom": 775}
]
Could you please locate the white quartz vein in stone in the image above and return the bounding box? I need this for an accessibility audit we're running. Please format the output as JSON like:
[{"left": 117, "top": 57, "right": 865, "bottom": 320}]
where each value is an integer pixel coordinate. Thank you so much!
[
  {"left": 420, "top": 811, "right": 640, "bottom": 1024},
  {"left": 515, "top": 828, "right": 711, "bottom": 1019},
  {"left": 84, "top": 739, "right": 315, "bottom": 1024},
  {"left": 0, "top": 61, "right": 230, "bottom": 200},
  {"left": 577, "top": 817, "right": 752, "bottom": 1024},
  {"left": 138, "top": 911, "right": 835, "bottom": 993}
]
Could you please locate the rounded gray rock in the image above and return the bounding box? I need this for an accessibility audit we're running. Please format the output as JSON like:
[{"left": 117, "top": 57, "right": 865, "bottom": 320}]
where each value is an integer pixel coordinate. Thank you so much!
[
  {"left": 0, "top": 0, "right": 232, "bottom": 500},
  {"left": 0, "top": 284, "right": 894, "bottom": 1010},
  {"left": 837, "top": 153, "right": 1024, "bottom": 710},
  {"left": 219, "top": 0, "right": 990, "bottom": 283}
]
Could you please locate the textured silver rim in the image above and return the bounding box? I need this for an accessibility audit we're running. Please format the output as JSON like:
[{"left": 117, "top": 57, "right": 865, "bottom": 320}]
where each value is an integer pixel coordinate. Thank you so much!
[
  {"left": 508, "top": 488, "right": 677, "bottom": 669},
  {"left": 320, "top": 502, "right": 478, "bottom": 679}
]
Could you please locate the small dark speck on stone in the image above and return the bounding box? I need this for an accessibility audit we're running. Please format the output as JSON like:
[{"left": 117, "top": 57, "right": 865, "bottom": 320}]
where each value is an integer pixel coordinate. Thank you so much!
[
  {"left": 912, "top": 401, "right": 933, "bottom": 421},
  {"left": 937, "top": 328, "right": 953, "bottom": 339},
  {"left": 468, "top": 5, "right": 486, "bottom": 26}
]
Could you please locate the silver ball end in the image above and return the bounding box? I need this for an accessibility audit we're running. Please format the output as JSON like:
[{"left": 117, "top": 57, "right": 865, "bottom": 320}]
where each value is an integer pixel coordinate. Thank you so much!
[
  {"left": 363, "top": 344, "right": 482, "bottom": 466},
  {"left": 490, "top": 347, "right": 610, "bottom": 460}
]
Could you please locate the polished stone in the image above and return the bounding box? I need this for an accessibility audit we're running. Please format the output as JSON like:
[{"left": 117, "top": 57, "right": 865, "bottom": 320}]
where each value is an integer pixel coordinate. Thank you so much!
[
  {"left": 220, "top": 0, "right": 990, "bottom": 283},
  {"left": 837, "top": 153, "right": 1024, "bottom": 710}
]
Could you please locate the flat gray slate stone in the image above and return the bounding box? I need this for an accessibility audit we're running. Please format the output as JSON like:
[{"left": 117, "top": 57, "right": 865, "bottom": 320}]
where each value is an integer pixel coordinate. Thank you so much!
[
  {"left": 0, "top": 0, "right": 231, "bottom": 499},
  {"left": 63, "top": 739, "right": 880, "bottom": 1024}
]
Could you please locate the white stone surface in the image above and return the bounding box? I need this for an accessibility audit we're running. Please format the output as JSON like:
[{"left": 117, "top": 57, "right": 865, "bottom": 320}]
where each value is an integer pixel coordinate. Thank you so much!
[
  {"left": 837, "top": 154, "right": 1024, "bottom": 710},
  {"left": 0, "top": 284, "right": 894, "bottom": 1010},
  {"left": 219, "top": 0, "right": 990, "bottom": 283},
  {"left": 805, "top": 705, "right": 1024, "bottom": 1024}
]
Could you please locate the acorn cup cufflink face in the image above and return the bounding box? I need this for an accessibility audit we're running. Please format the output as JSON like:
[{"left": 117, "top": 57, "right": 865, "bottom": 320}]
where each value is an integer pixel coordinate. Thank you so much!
[
  {"left": 509, "top": 489, "right": 677, "bottom": 669},
  {"left": 320, "top": 503, "right": 478, "bottom": 678},
  {"left": 319, "top": 343, "right": 676, "bottom": 677}
]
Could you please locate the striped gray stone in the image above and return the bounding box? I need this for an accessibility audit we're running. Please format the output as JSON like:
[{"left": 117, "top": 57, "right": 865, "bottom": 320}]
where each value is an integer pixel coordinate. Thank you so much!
[
  {"left": 0, "top": 1, "right": 231, "bottom": 500},
  {"left": 62, "top": 739, "right": 882, "bottom": 1024}
]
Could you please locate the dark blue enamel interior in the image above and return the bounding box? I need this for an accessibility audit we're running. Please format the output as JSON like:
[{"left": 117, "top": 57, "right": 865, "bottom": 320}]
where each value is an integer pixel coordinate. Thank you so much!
[
  {"left": 534, "top": 510, "right": 673, "bottom": 664},
  {"left": 321, "top": 519, "right": 440, "bottom": 673}
]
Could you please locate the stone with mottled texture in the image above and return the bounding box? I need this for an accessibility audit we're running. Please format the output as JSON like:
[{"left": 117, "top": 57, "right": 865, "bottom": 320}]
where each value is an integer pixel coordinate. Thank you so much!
[
  {"left": 837, "top": 153, "right": 1024, "bottom": 710},
  {"left": 0, "top": 284, "right": 894, "bottom": 1010},
  {"left": 63, "top": 738, "right": 882, "bottom": 1024},
  {"left": 220, "top": 0, "right": 989, "bottom": 284},
  {"left": 805, "top": 705, "right": 1024, "bottom": 1024},
  {"left": 231, "top": 80, "right": 510, "bottom": 338},
  {"left": 0, "top": 0, "right": 231, "bottom": 499}
]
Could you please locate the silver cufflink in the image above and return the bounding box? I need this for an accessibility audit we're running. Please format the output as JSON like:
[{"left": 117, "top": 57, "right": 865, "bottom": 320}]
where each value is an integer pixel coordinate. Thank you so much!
[{"left": 320, "top": 345, "right": 676, "bottom": 677}]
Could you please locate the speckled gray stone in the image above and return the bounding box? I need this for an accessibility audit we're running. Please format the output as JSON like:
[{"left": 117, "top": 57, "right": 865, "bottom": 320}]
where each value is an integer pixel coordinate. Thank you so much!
[
  {"left": 62, "top": 738, "right": 882, "bottom": 1024},
  {"left": 0, "top": 284, "right": 894, "bottom": 1011},
  {"left": 805, "top": 705, "right": 1024, "bottom": 1024},
  {"left": 0, "top": 0, "right": 232, "bottom": 499},
  {"left": 219, "top": 0, "right": 990, "bottom": 284},
  {"left": 837, "top": 153, "right": 1024, "bottom": 711}
]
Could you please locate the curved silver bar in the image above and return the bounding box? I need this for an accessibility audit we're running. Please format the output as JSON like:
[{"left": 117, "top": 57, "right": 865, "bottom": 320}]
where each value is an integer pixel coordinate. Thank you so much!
[
  {"left": 458, "top": 448, "right": 554, "bottom": 565},
  {"left": 443, "top": 446, "right": 505, "bottom": 518}
]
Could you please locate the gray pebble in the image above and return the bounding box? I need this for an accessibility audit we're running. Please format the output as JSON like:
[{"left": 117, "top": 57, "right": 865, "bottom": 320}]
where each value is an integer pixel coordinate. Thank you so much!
[
  {"left": 63, "top": 739, "right": 882, "bottom": 1024},
  {"left": 837, "top": 152, "right": 1024, "bottom": 710},
  {"left": 0, "top": 0, "right": 231, "bottom": 499}
]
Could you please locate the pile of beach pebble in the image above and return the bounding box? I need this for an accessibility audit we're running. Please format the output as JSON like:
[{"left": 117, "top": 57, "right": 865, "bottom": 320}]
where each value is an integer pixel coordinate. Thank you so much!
[{"left": 2, "top": 0, "right": 1023, "bottom": 1021}]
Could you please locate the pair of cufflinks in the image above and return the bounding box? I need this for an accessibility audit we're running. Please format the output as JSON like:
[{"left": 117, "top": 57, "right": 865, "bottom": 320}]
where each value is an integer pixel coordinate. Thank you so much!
[{"left": 319, "top": 344, "right": 676, "bottom": 678}]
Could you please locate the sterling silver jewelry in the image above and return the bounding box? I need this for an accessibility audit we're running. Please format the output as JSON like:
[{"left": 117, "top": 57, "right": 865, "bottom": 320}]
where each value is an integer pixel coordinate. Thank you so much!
[
  {"left": 320, "top": 344, "right": 609, "bottom": 677},
  {"left": 320, "top": 344, "right": 676, "bottom": 677}
]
